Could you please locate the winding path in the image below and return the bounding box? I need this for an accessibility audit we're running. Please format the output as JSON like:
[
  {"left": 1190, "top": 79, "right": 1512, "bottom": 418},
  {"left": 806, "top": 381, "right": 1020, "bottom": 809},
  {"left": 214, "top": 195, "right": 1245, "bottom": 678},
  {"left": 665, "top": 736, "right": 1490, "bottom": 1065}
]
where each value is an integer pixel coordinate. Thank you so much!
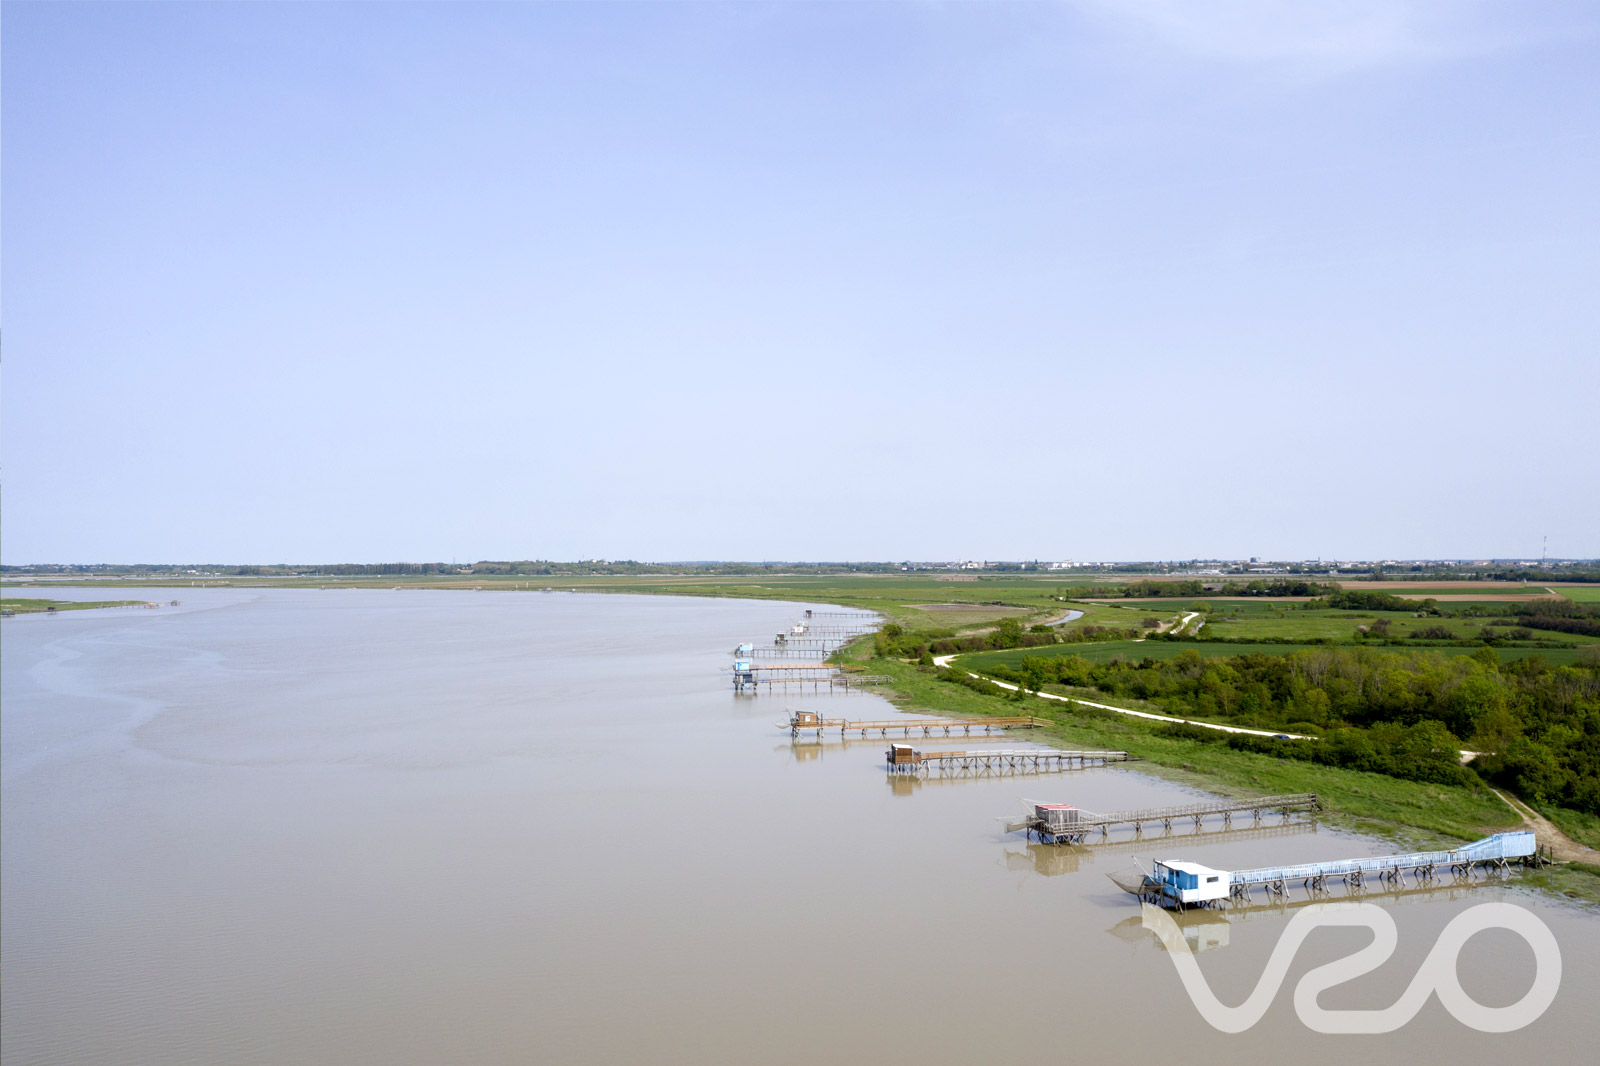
[
  {"left": 1492, "top": 788, "right": 1600, "bottom": 863},
  {"left": 929, "top": 656, "right": 1315, "bottom": 740}
]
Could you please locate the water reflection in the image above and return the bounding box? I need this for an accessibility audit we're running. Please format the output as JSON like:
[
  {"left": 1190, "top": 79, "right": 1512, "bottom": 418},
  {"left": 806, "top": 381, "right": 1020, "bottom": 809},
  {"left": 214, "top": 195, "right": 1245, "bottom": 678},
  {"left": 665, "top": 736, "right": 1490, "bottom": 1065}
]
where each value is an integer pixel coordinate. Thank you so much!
[
  {"left": 1108, "top": 907, "right": 1233, "bottom": 953},
  {"left": 778, "top": 734, "right": 1018, "bottom": 763},
  {"left": 1003, "top": 822, "right": 1320, "bottom": 877},
  {"left": 887, "top": 765, "right": 1122, "bottom": 796}
]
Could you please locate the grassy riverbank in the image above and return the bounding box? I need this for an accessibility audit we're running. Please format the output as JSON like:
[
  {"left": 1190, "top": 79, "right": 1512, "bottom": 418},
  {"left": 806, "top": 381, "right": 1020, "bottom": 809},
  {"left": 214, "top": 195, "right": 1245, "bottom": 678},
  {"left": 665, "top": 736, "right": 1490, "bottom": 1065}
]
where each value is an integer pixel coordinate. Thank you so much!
[
  {"left": 840, "top": 647, "right": 1600, "bottom": 906},
  {"left": 857, "top": 653, "right": 1518, "bottom": 844},
  {"left": 0, "top": 597, "right": 151, "bottom": 614}
]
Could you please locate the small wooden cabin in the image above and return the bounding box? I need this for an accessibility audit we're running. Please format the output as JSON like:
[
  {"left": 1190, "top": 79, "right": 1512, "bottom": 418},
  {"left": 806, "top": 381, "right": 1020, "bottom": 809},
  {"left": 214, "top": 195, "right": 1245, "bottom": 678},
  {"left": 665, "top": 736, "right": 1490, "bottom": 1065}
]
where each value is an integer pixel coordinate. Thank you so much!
[{"left": 886, "top": 744, "right": 922, "bottom": 767}]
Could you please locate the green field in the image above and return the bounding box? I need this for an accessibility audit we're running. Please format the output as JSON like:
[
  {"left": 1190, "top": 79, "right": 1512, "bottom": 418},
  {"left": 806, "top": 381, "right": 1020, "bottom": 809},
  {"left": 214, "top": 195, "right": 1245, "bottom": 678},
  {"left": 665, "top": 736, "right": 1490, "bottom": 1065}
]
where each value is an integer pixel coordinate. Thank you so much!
[
  {"left": 1324, "top": 585, "right": 1555, "bottom": 597},
  {"left": 1559, "top": 586, "right": 1600, "bottom": 603},
  {"left": 1111, "top": 598, "right": 1298, "bottom": 615},
  {"left": 1422, "top": 599, "right": 1568, "bottom": 611},
  {"left": 1196, "top": 611, "right": 1378, "bottom": 641},
  {"left": 1198, "top": 608, "right": 1597, "bottom": 644}
]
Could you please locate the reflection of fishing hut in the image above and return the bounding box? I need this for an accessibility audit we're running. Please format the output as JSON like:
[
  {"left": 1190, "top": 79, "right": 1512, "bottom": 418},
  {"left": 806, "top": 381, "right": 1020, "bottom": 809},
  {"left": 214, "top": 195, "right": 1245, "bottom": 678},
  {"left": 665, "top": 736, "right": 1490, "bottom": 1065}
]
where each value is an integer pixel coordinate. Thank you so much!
[
  {"left": 1005, "top": 844, "right": 1088, "bottom": 877},
  {"left": 1166, "top": 909, "right": 1231, "bottom": 952},
  {"left": 1109, "top": 909, "right": 1228, "bottom": 953}
]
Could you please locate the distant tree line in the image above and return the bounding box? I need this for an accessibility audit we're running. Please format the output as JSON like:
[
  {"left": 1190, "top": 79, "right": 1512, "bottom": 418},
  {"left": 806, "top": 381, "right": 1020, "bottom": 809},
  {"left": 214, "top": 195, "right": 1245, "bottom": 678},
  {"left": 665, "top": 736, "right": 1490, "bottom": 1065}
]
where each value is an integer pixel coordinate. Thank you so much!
[
  {"left": 1510, "top": 600, "right": 1600, "bottom": 638},
  {"left": 1308, "top": 590, "right": 1440, "bottom": 613},
  {"left": 874, "top": 617, "right": 1141, "bottom": 659}
]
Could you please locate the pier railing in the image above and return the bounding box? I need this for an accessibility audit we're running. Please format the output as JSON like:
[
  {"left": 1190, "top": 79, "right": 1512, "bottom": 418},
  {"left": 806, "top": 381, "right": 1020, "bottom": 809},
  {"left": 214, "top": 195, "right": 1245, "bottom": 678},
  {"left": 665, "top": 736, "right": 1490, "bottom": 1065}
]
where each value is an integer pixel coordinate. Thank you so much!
[
  {"left": 1015, "top": 793, "right": 1321, "bottom": 842},
  {"left": 889, "top": 748, "right": 1132, "bottom": 776},
  {"left": 1228, "top": 831, "right": 1536, "bottom": 892},
  {"left": 789, "top": 713, "right": 1049, "bottom": 737}
]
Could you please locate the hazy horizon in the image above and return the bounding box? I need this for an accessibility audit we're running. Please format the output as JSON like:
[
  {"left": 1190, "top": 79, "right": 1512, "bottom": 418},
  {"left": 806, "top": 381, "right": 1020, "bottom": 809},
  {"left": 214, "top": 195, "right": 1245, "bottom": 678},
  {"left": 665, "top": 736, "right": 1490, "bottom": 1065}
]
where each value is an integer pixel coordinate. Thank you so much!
[
  {"left": 5, "top": 2, "right": 1597, "bottom": 564},
  {"left": 4, "top": 554, "right": 1593, "bottom": 570}
]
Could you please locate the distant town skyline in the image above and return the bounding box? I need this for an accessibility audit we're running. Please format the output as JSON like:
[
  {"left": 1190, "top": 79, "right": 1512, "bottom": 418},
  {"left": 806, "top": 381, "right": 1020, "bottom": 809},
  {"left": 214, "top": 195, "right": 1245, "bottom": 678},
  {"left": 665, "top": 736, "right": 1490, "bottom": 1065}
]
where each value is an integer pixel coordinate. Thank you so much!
[{"left": 4, "top": 2, "right": 1597, "bottom": 564}]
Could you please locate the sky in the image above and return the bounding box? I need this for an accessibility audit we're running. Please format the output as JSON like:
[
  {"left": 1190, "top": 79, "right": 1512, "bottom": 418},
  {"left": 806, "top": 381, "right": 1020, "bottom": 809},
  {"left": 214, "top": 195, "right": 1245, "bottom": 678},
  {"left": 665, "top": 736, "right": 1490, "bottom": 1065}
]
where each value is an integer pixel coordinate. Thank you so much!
[{"left": 3, "top": 1, "right": 1597, "bottom": 565}]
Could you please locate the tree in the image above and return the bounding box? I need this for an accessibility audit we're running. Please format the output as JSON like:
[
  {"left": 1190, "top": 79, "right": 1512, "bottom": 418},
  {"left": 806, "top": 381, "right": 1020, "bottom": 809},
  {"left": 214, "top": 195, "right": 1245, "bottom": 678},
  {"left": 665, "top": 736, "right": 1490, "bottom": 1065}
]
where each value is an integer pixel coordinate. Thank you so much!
[{"left": 992, "top": 617, "right": 1024, "bottom": 649}]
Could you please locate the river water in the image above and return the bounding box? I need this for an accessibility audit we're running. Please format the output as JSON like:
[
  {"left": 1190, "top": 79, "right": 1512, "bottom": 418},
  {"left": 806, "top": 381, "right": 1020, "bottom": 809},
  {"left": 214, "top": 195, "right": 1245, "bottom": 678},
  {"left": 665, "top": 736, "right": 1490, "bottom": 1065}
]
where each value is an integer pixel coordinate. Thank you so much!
[{"left": 2, "top": 589, "right": 1595, "bottom": 1064}]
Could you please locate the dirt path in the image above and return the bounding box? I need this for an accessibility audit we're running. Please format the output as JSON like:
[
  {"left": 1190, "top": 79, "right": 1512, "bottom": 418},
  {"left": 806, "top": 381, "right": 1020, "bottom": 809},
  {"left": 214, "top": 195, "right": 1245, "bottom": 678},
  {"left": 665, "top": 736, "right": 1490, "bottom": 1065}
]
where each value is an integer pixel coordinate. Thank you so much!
[
  {"left": 928, "top": 657, "right": 1475, "bottom": 757},
  {"left": 1153, "top": 610, "right": 1197, "bottom": 635},
  {"left": 941, "top": 667, "right": 1319, "bottom": 740},
  {"left": 1492, "top": 789, "right": 1600, "bottom": 863}
]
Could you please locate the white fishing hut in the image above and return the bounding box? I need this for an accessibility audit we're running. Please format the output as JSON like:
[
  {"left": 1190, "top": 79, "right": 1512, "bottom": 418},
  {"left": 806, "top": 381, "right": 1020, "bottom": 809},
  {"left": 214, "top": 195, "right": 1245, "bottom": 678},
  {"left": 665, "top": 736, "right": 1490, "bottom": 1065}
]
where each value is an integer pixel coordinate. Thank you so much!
[{"left": 1150, "top": 860, "right": 1230, "bottom": 904}]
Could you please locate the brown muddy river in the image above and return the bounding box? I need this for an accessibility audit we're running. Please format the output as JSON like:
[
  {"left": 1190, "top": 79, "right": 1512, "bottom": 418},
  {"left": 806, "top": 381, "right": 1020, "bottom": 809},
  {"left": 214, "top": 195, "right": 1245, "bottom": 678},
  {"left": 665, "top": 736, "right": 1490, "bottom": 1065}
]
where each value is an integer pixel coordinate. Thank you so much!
[{"left": 2, "top": 589, "right": 1595, "bottom": 1063}]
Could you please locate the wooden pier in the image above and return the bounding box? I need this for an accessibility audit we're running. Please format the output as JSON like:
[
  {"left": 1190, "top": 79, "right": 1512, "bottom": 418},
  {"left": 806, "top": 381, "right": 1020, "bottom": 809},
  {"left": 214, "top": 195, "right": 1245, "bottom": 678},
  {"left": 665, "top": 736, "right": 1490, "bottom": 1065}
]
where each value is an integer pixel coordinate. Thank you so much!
[
  {"left": 1115, "top": 830, "right": 1545, "bottom": 910},
  {"left": 887, "top": 745, "right": 1133, "bottom": 776},
  {"left": 787, "top": 710, "right": 1048, "bottom": 738},
  {"left": 733, "top": 665, "right": 889, "bottom": 693},
  {"left": 1008, "top": 793, "right": 1321, "bottom": 844},
  {"left": 772, "top": 636, "right": 848, "bottom": 649},
  {"left": 1006, "top": 821, "right": 1317, "bottom": 878},
  {"left": 743, "top": 645, "right": 830, "bottom": 660},
  {"left": 1223, "top": 831, "right": 1544, "bottom": 902}
]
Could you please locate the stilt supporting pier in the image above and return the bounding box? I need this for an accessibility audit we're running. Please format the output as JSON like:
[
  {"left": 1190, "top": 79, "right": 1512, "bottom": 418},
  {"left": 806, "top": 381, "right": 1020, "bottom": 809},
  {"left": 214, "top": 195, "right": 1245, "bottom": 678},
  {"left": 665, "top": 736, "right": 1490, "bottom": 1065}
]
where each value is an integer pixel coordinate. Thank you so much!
[
  {"left": 788, "top": 711, "right": 1049, "bottom": 738},
  {"left": 888, "top": 747, "right": 1132, "bottom": 777},
  {"left": 1015, "top": 794, "right": 1321, "bottom": 845}
]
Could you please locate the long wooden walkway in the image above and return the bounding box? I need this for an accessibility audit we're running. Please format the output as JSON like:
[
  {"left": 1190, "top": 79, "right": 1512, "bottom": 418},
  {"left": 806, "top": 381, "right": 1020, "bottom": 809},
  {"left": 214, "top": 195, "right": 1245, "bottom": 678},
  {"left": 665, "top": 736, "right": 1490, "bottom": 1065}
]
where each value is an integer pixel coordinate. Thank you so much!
[
  {"left": 1227, "top": 830, "right": 1540, "bottom": 900},
  {"left": 787, "top": 711, "right": 1047, "bottom": 738},
  {"left": 1007, "top": 822, "right": 1317, "bottom": 877},
  {"left": 1116, "top": 831, "right": 1545, "bottom": 909},
  {"left": 736, "top": 671, "right": 890, "bottom": 693},
  {"left": 1009, "top": 793, "right": 1321, "bottom": 844},
  {"left": 889, "top": 747, "right": 1133, "bottom": 776}
]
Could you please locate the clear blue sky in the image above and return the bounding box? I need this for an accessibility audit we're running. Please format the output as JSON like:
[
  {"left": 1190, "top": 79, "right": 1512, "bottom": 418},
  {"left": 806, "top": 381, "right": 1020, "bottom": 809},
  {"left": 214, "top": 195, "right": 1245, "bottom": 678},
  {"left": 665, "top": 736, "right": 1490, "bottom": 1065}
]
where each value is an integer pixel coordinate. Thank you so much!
[{"left": 4, "top": 1, "right": 1597, "bottom": 564}]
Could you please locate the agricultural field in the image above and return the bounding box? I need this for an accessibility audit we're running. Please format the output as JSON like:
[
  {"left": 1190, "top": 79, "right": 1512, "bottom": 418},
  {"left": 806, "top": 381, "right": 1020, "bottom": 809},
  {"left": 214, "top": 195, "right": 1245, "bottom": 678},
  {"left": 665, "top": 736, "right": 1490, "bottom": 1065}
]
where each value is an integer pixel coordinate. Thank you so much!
[
  {"left": 900, "top": 602, "right": 1033, "bottom": 627},
  {"left": 1560, "top": 585, "right": 1600, "bottom": 603},
  {"left": 1332, "top": 581, "right": 1560, "bottom": 594},
  {"left": 1198, "top": 608, "right": 1598, "bottom": 645}
]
